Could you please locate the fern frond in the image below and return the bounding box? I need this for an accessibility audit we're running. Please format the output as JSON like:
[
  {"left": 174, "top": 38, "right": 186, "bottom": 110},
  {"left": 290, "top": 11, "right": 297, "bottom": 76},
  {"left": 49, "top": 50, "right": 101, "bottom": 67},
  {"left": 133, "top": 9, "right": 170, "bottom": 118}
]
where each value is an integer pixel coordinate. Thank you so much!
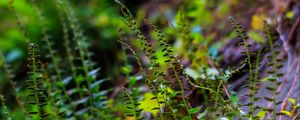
[
  {"left": 115, "top": 1, "right": 166, "bottom": 118},
  {"left": 0, "top": 93, "right": 11, "bottom": 120},
  {"left": 0, "top": 52, "right": 25, "bottom": 112},
  {"left": 262, "top": 21, "right": 285, "bottom": 119},
  {"left": 121, "top": 88, "right": 142, "bottom": 119},
  {"left": 26, "top": 43, "right": 50, "bottom": 119},
  {"left": 229, "top": 16, "right": 265, "bottom": 119}
]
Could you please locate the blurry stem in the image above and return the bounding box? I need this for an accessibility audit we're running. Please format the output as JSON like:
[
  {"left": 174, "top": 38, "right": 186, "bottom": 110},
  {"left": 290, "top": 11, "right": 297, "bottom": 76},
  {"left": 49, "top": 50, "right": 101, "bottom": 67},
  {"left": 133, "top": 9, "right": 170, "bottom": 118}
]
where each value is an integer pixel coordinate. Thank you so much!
[
  {"left": 172, "top": 66, "right": 192, "bottom": 118},
  {"left": 31, "top": 0, "right": 75, "bottom": 109},
  {"left": 214, "top": 80, "right": 223, "bottom": 109}
]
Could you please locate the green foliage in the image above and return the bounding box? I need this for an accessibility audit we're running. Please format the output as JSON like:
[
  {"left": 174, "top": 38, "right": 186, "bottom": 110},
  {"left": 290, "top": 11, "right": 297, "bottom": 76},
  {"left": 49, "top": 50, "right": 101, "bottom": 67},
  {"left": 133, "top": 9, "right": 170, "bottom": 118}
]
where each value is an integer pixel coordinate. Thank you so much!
[
  {"left": 0, "top": 0, "right": 299, "bottom": 120},
  {"left": 228, "top": 17, "right": 290, "bottom": 119},
  {"left": 26, "top": 43, "right": 51, "bottom": 119},
  {"left": 121, "top": 88, "right": 142, "bottom": 119},
  {"left": 0, "top": 93, "right": 11, "bottom": 120}
]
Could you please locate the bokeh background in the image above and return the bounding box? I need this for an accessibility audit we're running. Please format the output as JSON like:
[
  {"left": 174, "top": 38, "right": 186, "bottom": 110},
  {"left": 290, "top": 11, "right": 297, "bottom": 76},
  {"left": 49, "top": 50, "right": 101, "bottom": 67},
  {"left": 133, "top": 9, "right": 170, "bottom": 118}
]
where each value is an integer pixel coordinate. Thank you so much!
[{"left": 0, "top": 0, "right": 299, "bottom": 119}]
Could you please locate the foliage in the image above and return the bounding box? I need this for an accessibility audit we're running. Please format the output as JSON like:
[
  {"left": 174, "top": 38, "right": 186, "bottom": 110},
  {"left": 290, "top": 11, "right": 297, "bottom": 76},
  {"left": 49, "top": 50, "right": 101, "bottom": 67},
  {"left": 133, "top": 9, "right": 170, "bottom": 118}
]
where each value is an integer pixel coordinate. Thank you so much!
[{"left": 0, "top": 0, "right": 299, "bottom": 120}]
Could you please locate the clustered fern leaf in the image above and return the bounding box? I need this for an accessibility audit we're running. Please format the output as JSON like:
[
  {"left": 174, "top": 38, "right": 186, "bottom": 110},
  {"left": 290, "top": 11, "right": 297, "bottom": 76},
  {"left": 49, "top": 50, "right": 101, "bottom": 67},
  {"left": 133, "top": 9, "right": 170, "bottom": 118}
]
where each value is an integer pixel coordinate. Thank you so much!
[
  {"left": 26, "top": 43, "right": 51, "bottom": 119},
  {"left": 229, "top": 16, "right": 262, "bottom": 119},
  {"left": 229, "top": 16, "right": 288, "bottom": 119},
  {"left": 4, "top": 0, "right": 111, "bottom": 119},
  {"left": 115, "top": 0, "right": 195, "bottom": 119},
  {"left": 121, "top": 88, "right": 142, "bottom": 119},
  {"left": 262, "top": 21, "right": 285, "bottom": 119},
  {"left": 1, "top": 0, "right": 298, "bottom": 120}
]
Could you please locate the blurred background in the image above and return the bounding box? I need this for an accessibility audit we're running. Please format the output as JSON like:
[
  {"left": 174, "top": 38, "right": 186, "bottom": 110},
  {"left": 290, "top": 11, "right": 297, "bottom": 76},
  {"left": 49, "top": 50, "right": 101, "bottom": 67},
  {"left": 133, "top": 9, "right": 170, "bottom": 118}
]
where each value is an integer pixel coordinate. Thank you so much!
[{"left": 0, "top": 0, "right": 299, "bottom": 119}]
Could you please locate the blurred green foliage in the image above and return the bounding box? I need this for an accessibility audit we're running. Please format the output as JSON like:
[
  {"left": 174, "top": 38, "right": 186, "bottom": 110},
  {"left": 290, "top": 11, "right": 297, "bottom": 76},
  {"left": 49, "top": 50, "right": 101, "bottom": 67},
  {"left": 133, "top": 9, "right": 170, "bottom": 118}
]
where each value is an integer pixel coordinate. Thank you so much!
[{"left": 0, "top": 0, "right": 298, "bottom": 119}]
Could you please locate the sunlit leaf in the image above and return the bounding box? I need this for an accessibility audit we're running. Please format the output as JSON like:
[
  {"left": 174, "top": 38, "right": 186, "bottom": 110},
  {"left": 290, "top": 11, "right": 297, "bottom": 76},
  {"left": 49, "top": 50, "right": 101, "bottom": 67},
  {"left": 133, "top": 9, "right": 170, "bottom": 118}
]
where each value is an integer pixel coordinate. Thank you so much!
[
  {"left": 280, "top": 110, "right": 291, "bottom": 116},
  {"left": 121, "top": 65, "right": 132, "bottom": 74},
  {"left": 288, "top": 98, "right": 296, "bottom": 105},
  {"left": 256, "top": 110, "right": 266, "bottom": 118},
  {"left": 188, "top": 107, "right": 200, "bottom": 114},
  {"left": 185, "top": 68, "right": 199, "bottom": 79},
  {"left": 138, "top": 92, "right": 161, "bottom": 116},
  {"left": 129, "top": 76, "right": 137, "bottom": 87}
]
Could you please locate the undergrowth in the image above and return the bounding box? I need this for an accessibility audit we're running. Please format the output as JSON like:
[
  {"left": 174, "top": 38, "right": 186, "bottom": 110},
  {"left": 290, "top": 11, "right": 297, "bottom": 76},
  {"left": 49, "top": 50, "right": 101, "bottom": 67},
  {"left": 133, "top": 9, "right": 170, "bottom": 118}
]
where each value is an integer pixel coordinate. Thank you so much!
[{"left": 0, "top": 0, "right": 299, "bottom": 120}]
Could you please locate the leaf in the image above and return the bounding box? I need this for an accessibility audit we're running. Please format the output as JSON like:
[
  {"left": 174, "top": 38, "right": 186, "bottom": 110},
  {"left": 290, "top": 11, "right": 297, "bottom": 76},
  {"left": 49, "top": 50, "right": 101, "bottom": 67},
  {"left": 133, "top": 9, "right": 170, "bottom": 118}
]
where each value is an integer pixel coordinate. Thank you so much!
[
  {"left": 71, "top": 97, "right": 89, "bottom": 106},
  {"left": 91, "top": 78, "right": 107, "bottom": 88},
  {"left": 56, "top": 81, "right": 64, "bottom": 88},
  {"left": 185, "top": 68, "right": 199, "bottom": 79},
  {"left": 182, "top": 116, "right": 192, "bottom": 120},
  {"left": 279, "top": 110, "right": 291, "bottom": 116},
  {"left": 197, "top": 109, "right": 207, "bottom": 119},
  {"left": 207, "top": 68, "right": 219, "bottom": 76},
  {"left": 256, "top": 110, "right": 266, "bottom": 119},
  {"left": 121, "top": 65, "right": 131, "bottom": 74},
  {"left": 230, "top": 91, "right": 238, "bottom": 104},
  {"left": 188, "top": 107, "right": 200, "bottom": 114},
  {"left": 288, "top": 98, "right": 296, "bottom": 105},
  {"left": 75, "top": 75, "right": 84, "bottom": 84},
  {"left": 138, "top": 92, "right": 164, "bottom": 116},
  {"left": 62, "top": 76, "right": 72, "bottom": 85},
  {"left": 88, "top": 68, "right": 101, "bottom": 77},
  {"left": 129, "top": 76, "right": 137, "bottom": 87}
]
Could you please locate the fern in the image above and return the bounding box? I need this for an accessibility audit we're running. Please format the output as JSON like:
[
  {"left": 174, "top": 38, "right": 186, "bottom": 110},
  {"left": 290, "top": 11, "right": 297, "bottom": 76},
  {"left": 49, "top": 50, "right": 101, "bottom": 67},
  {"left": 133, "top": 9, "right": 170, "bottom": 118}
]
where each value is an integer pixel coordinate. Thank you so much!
[
  {"left": 3, "top": 0, "right": 298, "bottom": 119},
  {"left": 7, "top": 0, "right": 112, "bottom": 119},
  {"left": 115, "top": 1, "right": 169, "bottom": 119},
  {"left": 0, "top": 52, "right": 25, "bottom": 117},
  {"left": 0, "top": 93, "right": 11, "bottom": 120},
  {"left": 26, "top": 43, "right": 51, "bottom": 119},
  {"left": 262, "top": 21, "right": 285, "bottom": 119},
  {"left": 143, "top": 18, "right": 193, "bottom": 119},
  {"left": 229, "top": 16, "right": 265, "bottom": 119},
  {"left": 30, "top": 1, "right": 77, "bottom": 115},
  {"left": 115, "top": 1, "right": 240, "bottom": 119},
  {"left": 121, "top": 88, "right": 142, "bottom": 119},
  {"left": 53, "top": 1, "right": 99, "bottom": 111},
  {"left": 229, "top": 17, "right": 288, "bottom": 120},
  {"left": 115, "top": 1, "right": 222, "bottom": 119}
]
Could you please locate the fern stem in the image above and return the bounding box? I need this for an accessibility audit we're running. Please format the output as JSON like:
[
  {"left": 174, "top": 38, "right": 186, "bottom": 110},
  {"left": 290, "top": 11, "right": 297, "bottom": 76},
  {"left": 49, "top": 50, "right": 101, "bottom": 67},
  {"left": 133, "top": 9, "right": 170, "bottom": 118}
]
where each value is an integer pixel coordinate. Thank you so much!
[
  {"left": 214, "top": 80, "right": 223, "bottom": 109},
  {"left": 118, "top": 40, "right": 165, "bottom": 119},
  {"left": 172, "top": 66, "right": 192, "bottom": 118},
  {"left": 229, "top": 17, "right": 255, "bottom": 118},
  {"left": 55, "top": 0, "right": 96, "bottom": 108},
  {"left": 56, "top": 2, "right": 85, "bottom": 99},
  {"left": 252, "top": 48, "right": 262, "bottom": 117},
  {"left": 31, "top": 1, "right": 75, "bottom": 112},
  {"left": 28, "top": 43, "right": 42, "bottom": 119},
  {"left": 265, "top": 25, "right": 279, "bottom": 119}
]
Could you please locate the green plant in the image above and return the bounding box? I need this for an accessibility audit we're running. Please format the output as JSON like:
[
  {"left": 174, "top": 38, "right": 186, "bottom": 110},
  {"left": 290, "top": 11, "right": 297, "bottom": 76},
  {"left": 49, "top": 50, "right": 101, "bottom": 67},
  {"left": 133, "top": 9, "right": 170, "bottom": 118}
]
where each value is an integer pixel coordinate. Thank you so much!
[
  {"left": 1, "top": 0, "right": 113, "bottom": 119},
  {"left": 115, "top": 1, "right": 298, "bottom": 120},
  {"left": 26, "top": 43, "right": 52, "bottom": 119},
  {"left": 115, "top": 1, "right": 239, "bottom": 119},
  {"left": 228, "top": 17, "right": 293, "bottom": 120},
  {"left": 0, "top": 0, "right": 299, "bottom": 120}
]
